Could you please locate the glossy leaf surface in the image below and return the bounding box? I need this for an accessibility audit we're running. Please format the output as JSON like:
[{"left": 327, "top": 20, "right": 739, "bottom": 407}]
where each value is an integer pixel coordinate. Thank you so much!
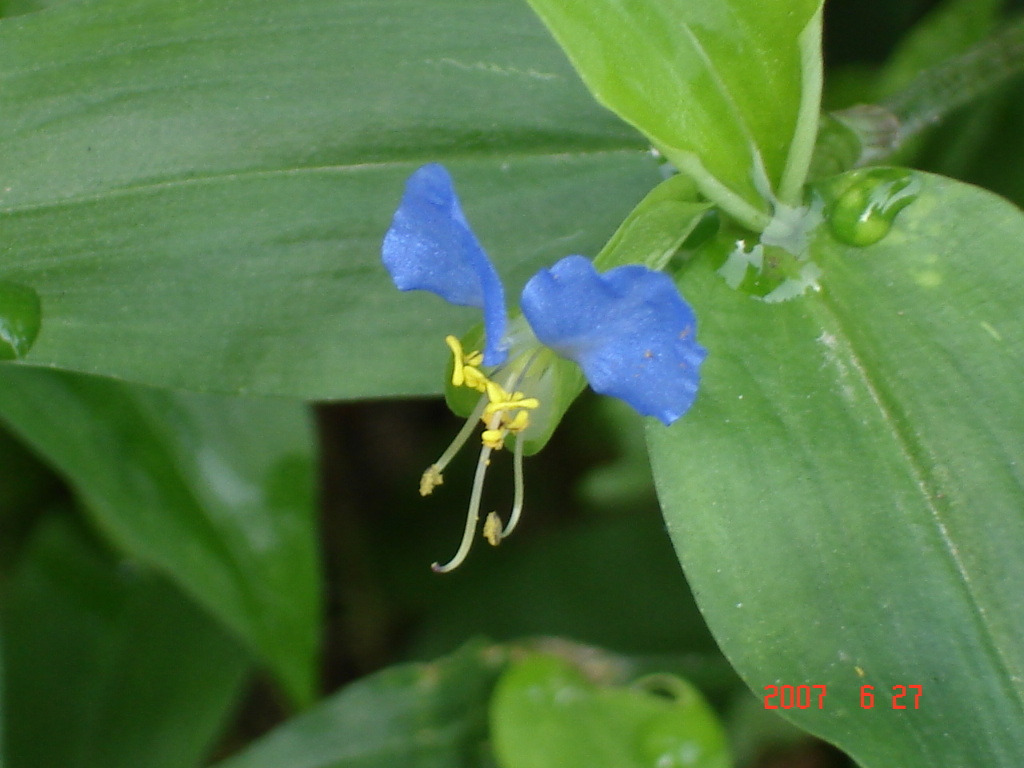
[
  {"left": 648, "top": 172, "right": 1024, "bottom": 765},
  {"left": 0, "top": 367, "right": 319, "bottom": 704},
  {"left": 2, "top": 518, "right": 248, "bottom": 768},
  {"left": 0, "top": 0, "right": 658, "bottom": 397},
  {"left": 522, "top": 0, "right": 824, "bottom": 213},
  {"left": 213, "top": 640, "right": 506, "bottom": 768}
]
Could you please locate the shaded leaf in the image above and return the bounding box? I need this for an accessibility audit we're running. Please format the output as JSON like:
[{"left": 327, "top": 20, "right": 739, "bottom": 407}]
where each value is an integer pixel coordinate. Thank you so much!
[
  {"left": 1, "top": 517, "right": 249, "bottom": 768},
  {"left": 0, "top": 367, "right": 319, "bottom": 704},
  {"left": 213, "top": 640, "right": 506, "bottom": 768}
]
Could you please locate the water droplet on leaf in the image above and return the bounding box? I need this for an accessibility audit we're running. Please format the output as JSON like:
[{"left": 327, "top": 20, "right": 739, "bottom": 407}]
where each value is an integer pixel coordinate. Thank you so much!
[
  {"left": 823, "top": 168, "right": 921, "bottom": 247},
  {"left": 704, "top": 200, "right": 825, "bottom": 303},
  {"left": 0, "top": 282, "right": 41, "bottom": 360},
  {"left": 713, "top": 238, "right": 822, "bottom": 303}
]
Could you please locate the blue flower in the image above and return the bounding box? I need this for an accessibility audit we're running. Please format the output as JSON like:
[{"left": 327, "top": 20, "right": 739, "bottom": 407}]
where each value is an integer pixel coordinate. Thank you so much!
[
  {"left": 382, "top": 163, "right": 706, "bottom": 570},
  {"left": 522, "top": 255, "right": 704, "bottom": 425}
]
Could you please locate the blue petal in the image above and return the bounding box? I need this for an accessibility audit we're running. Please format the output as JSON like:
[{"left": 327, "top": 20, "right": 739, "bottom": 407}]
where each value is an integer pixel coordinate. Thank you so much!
[
  {"left": 521, "top": 256, "right": 706, "bottom": 425},
  {"left": 382, "top": 164, "right": 507, "bottom": 365}
]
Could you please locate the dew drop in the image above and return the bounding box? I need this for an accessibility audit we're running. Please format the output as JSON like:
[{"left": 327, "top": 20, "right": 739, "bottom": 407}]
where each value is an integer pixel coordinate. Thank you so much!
[
  {"left": 823, "top": 168, "right": 921, "bottom": 247},
  {"left": 0, "top": 281, "right": 41, "bottom": 360},
  {"left": 714, "top": 239, "right": 822, "bottom": 303},
  {"left": 706, "top": 200, "right": 824, "bottom": 303}
]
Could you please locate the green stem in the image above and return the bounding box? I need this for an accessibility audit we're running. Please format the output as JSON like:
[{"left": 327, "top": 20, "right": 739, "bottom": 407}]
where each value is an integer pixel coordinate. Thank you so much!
[
  {"left": 778, "top": 7, "right": 825, "bottom": 205},
  {"left": 882, "top": 15, "right": 1024, "bottom": 146}
]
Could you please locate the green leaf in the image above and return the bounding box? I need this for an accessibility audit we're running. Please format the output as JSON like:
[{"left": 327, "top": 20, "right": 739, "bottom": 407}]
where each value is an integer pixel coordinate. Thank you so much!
[
  {"left": 0, "top": 367, "right": 319, "bottom": 705},
  {"left": 0, "top": 0, "right": 659, "bottom": 397},
  {"left": 491, "top": 654, "right": 730, "bottom": 768},
  {"left": 212, "top": 640, "right": 506, "bottom": 768},
  {"left": 647, "top": 171, "right": 1024, "bottom": 765},
  {"left": 592, "top": 173, "right": 711, "bottom": 273},
  {"left": 521, "top": 0, "right": 824, "bottom": 222},
  {"left": 0, "top": 0, "right": 66, "bottom": 17},
  {"left": 1, "top": 517, "right": 249, "bottom": 768}
]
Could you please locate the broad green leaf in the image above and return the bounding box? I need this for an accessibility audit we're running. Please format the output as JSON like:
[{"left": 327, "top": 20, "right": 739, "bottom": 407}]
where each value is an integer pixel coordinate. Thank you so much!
[
  {"left": 522, "top": 0, "right": 824, "bottom": 220},
  {"left": 213, "top": 639, "right": 506, "bottom": 768},
  {"left": 0, "top": 0, "right": 659, "bottom": 397},
  {"left": 0, "top": 367, "right": 319, "bottom": 705},
  {"left": 648, "top": 171, "right": 1024, "bottom": 765},
  {"left": 491, "top": 654, "right": 730, "bottom": 768},
  {"left": 2, "top": 517, "right": 249, "bottom": 768}
]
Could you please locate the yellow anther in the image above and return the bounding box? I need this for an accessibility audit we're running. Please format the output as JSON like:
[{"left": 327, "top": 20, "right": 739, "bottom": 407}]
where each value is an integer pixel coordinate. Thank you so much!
[
  {"left": 481, "top": 428, "right": 506, "bottom": 450},
  {"left": 445, "top": 335, "right": 488, "bottom": 391},
  {"left": 484, "top": 396, "right": 539, "bottom": 417},
  {"left": 484, "top": 379, "right": 510, "bottom": 404},
  {"left": 462, "top": 366, "right": 489, "bottom": 393},
  {"left": 483, "top": 512, "right": 503, "bottom": 546},
  {"left": 503, "top": 409, "right": 531, "bottom": 433},
  {"left": 420, "top": 465, "right": 443, "bottom": 496},
  {"left": 445, "top": 335, "right": 466, "bottom": 384}
]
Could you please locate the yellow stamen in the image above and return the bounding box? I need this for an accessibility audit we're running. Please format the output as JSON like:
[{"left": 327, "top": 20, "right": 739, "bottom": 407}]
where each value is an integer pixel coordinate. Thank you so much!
[
  {"left": 426, "top": 338, "right": 545, "bottom": 571},
  {"left": 445, "top": 335, "right": 488, "bottom": 392},
  {"left": 445, "top": 335, "right": 466, "bottom": 386},
  {"left": 481, "top": 428, "right": 506, "bottom": 450},
  {"left": 420, "top": 464, "right": 444, "bottom": 496},
  {"left": 484, "top": 379, "right": 509, "bottom": 403},
  {"left": 431, "top": 411, "right": 501, "bottom": 573},
  {"left": 503, "top": 409, "right": 530, "bottom": 432},
  {"left": 463, "top": 366, "right": 489, "bottom": 392},
  {"left": 501, "top": 435, "right": 526, "bottom": 539},
  {"left": 484, "top": 396, "right": 539, "bottom": 417}
]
